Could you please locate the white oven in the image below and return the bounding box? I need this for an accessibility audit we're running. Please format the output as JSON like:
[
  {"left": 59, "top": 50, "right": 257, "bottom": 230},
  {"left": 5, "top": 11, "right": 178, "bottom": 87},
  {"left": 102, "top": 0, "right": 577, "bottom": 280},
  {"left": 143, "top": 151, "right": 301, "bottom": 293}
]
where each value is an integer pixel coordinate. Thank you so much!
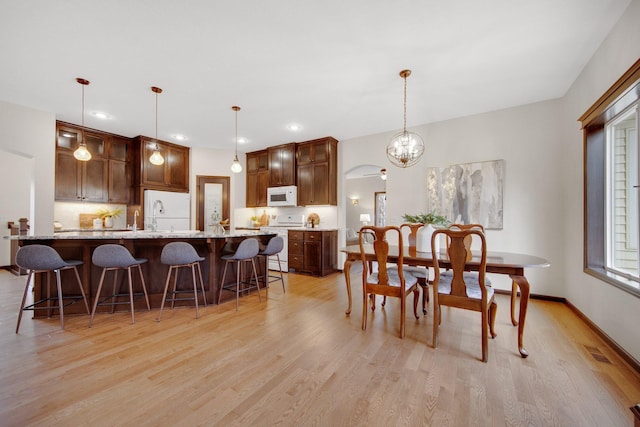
[
  {"left": 267, "top": 185, "right": 297, "bottom": 207},
  {"left": 260, "top": 214, "right": 305, "bottom": 271}
]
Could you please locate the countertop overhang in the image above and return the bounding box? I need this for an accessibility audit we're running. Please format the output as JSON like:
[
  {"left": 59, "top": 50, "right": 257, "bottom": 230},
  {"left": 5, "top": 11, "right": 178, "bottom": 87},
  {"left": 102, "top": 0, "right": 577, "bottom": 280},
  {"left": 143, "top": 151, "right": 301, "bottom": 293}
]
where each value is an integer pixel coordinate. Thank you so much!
[{"left": 7, "top": 230, "right": 273, "bottom": 240}]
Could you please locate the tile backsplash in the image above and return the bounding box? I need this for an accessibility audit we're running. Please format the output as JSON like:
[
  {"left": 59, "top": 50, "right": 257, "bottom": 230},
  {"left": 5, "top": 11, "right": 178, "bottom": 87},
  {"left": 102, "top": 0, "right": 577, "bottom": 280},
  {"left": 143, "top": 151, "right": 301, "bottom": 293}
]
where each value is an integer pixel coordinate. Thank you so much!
[{"left": 54, "top": 202, "right": 128, "bottom": 229}]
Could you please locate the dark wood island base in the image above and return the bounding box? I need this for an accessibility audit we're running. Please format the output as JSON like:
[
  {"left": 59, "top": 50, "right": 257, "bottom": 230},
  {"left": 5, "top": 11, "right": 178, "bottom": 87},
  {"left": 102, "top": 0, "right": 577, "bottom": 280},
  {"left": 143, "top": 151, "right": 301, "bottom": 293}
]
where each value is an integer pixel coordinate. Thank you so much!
[{"left": 17, "top": 231, "right": 276, "bottom": 316}]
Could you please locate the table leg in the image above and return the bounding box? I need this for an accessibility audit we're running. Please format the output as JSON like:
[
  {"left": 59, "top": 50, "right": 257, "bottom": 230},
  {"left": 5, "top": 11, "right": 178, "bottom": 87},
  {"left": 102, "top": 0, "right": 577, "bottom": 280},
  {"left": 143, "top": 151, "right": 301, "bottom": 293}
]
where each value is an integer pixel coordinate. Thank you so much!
[
  {"left": 509, "top": 274, "right": 530, "bottom": 358},
  {"left": 343, "top": 258, "right": 354, "bottom": 315},
  {"left": 510, "top": 280, "right": 518, "bottom": 326}
]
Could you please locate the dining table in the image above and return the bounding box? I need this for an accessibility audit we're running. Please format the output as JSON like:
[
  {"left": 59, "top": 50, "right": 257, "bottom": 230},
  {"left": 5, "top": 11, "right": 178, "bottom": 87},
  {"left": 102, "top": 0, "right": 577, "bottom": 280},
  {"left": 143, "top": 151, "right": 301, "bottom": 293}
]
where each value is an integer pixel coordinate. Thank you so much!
[{"left": 341, "top": 244, "right": 550, "bottom": 358}]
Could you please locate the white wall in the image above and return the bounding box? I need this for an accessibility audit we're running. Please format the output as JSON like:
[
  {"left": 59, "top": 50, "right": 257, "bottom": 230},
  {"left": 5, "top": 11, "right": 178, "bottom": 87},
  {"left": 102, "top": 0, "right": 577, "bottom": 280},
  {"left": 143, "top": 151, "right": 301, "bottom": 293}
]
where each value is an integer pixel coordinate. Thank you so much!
[
  {"left": 561, "top": 0, "right": 640, "bottom": 362},
  {"left": 0, "top": 100, "right": 55, "bottom": 237},
  {"left": 190, "top": 146, "right": 246, "bottom": 229},
  {"left": 340, "top": 98, "right": 564, "bottom": 295}
]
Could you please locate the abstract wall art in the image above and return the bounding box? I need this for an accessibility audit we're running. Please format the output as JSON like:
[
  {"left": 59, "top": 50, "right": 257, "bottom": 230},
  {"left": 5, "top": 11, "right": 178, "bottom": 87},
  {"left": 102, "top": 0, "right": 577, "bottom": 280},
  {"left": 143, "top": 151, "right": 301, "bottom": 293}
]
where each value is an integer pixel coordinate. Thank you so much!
[{"left": 427, "top": 159, "right": 505, "bottom": 229}]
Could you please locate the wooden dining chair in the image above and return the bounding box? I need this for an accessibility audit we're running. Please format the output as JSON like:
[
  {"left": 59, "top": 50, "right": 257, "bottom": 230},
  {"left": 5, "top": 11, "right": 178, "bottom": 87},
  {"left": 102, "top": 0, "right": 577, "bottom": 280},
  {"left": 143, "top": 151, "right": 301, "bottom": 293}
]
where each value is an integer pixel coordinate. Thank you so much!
[
  {"left": 400, "top": 223, "right": 430, "bottom": 314},
  {"left": 359, "top": 225, "right": 419, "bottom": 338},
  {"left": 431, "top": 225, "right": 497, "bottom": 362}
]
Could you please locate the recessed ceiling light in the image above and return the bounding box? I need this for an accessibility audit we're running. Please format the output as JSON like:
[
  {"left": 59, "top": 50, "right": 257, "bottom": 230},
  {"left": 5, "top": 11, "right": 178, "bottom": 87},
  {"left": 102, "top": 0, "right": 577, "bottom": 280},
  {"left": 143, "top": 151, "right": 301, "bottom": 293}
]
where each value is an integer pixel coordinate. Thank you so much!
[
  {"left": 90, "top": 111, "right": 110, "bottom": 119},
  {"left": 237, "top": 137, "right": 248, "bottom": 144},
  {"left": 287, "top": 123, "right": 302, "bottom": 131},
  {"left": 172, "top": 134, "right": 187, "bottom": 141}
]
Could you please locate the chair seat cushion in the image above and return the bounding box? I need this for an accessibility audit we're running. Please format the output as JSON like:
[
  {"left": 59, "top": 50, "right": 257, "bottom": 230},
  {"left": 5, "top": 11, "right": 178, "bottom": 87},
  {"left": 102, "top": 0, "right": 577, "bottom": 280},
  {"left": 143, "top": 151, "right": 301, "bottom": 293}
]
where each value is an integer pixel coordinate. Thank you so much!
[
  {"left": 437, "top": 272, "right": 494, "bottom": 300},
  {"left": 440, "top": 271, "right": 491, "bottom": 285},
  {"left": 368, "top": 268, "right": 418, "bottom": 289},
  {"left": 403, "top": 266, "right": 428, "bottom": 279}
]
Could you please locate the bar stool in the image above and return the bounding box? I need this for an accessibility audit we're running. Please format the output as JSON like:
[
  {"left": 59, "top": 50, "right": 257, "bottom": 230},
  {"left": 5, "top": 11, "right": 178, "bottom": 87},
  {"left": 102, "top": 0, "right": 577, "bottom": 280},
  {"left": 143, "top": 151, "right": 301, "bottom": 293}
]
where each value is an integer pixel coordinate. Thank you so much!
[
  {"left": 257, "top": 236, "right": 285, "bottom": 297},
  {"left": 217, "top": 238, "right": 261, "bottom": 311},
  {"left": 15, "top": 244, "right": 90, "bottom": 333},
  {"left": 89, "top": 244, "right": 150, "bottom": 326},
  {"left": 158, "top": 242, "right": 207, "bottom": 321}
]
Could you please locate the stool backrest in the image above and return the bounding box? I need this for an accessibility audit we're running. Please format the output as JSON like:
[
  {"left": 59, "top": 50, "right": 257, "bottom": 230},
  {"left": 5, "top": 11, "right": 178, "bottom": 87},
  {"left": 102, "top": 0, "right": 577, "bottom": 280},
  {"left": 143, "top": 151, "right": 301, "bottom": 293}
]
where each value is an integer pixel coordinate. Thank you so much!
[
  {"left": 92, "top": 244, "right": 138, "bottom": 268},
  {"left": 262, "top": 236, "right": 284, "bottom": 256},
  {"left": 161, "top": 242, "right": 203, "bottom": 265},
  {"left": 16, "top": 244, "right": 67, "bottom": 271},
  {"left": 231, "top": 238, "right": 259, "bottom": 260}
]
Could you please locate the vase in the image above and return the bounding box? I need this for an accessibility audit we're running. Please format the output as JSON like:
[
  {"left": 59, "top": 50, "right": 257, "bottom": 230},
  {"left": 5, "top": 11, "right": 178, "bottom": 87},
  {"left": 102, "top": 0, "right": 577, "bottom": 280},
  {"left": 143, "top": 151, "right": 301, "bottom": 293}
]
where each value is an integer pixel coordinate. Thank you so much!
[
  {"left": 416, "top": 223, "right": 435, "bottom": 253},
  {"left": 104, "top": 216, "right": 114, "bottom": 228}
]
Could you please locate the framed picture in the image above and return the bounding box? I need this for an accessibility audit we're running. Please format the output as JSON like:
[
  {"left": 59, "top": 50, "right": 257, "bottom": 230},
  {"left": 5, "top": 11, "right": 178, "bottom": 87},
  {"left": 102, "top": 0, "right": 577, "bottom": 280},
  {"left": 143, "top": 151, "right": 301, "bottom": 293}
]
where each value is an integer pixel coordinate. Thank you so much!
[{"left": 374, "top": 191, "right": 386, "bottom": 227}]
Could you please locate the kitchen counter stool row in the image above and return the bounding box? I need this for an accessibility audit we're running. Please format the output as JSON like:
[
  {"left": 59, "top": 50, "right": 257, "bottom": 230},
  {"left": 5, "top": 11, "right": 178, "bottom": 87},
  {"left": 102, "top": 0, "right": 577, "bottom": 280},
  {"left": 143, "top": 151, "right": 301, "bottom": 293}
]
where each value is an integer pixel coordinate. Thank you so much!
[{"left": 14, "top": 236, "right": 285, "bottom": 332}]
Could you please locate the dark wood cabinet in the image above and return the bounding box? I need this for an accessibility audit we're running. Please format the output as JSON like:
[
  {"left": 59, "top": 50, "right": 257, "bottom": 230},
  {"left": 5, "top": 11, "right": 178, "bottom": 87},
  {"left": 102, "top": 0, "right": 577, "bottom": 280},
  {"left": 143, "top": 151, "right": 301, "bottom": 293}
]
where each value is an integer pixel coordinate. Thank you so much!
[
  {"left": 288, "top": 229, "right": 337, "bottom": 277},
  {"left": 296, "top": 137, "right": 338, "bottom": 206},
  {"left": 246, "top": 150, "right": 269, "bottom": 207},
  {"left": 268, "top": 143, "right": 296, "bottom": 187},
  {"left": 133, "top": 136, "right": 190, "bottom": 192},
  {"left": 107, "top": 136, "right": 131, "bottom": 203},
  {"left": 55, "top": 124, "right": 110, "bottom": 202}
]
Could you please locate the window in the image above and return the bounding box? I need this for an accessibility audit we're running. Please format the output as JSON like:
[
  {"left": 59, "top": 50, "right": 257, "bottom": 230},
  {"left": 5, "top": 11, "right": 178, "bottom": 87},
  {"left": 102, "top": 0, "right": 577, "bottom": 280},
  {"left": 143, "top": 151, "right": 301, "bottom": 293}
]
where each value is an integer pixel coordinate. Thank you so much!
[
  {"left": 606, "top": 105, "right": 639, "bottom": 282},
  {"left": 581, "top": 58, "right": 640, "bottom": 297}
]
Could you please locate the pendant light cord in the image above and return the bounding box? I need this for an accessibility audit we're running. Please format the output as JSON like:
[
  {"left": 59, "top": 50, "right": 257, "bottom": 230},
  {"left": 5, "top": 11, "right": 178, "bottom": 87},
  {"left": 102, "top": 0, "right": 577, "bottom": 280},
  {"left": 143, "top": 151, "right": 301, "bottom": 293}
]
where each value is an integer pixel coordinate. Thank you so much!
[
  {"left": 235, "top": 108, "right": 238, "bottom": 156},
  {"left": 403, "top": 74, "right": 407, "bottom": 134}
]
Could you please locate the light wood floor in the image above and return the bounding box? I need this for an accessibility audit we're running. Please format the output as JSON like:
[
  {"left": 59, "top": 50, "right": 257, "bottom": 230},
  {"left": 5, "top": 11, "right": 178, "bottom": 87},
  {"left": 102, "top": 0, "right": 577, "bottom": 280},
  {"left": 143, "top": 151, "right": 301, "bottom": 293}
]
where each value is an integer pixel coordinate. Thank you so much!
[{"left": 1, "top": 268, "right": 639, "bottom": 427}]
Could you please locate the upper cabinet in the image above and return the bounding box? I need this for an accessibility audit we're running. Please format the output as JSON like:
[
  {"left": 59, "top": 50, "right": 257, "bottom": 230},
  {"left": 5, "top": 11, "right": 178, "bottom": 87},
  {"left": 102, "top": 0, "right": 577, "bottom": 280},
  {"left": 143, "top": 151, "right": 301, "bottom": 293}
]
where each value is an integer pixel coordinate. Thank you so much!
[
  {"left": 132, "top": 136, "right": 190, "bottom": 192},
  {"left": 268, "top": 143, "right": 296, "bottom": 187},
  {"left": 296, "top": 137, "right": 338, "bottom": 206},
  {"left": 246, "top": 150, "right": 269, "bottom": 207},
  {"left": 55, "top": 122, "right": 123, "bottom": 203}
]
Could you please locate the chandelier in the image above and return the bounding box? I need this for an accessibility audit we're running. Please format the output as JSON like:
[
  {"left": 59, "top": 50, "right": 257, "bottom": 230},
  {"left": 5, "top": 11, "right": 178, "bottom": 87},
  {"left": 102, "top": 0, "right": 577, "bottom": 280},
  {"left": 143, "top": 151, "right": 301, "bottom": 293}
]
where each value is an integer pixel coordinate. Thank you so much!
[
  {"left": 149, "top": 86, "right": 165, "bottom": 166},
  {"left": 386, "top": 69, "right": 424, "bottom": 168},
  {"left": 230, "top": 106, "right": 242, "bottom": 173},
  {"left": 73, "top": 78, "right": 92, "bottom": 161}
]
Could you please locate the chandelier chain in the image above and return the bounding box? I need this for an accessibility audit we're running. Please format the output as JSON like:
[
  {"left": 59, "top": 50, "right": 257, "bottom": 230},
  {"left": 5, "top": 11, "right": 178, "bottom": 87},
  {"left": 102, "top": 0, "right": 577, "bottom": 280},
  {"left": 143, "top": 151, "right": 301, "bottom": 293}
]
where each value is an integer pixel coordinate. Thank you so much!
[{"left": 403, "top": 73, "right": 407, "bottom": 133}]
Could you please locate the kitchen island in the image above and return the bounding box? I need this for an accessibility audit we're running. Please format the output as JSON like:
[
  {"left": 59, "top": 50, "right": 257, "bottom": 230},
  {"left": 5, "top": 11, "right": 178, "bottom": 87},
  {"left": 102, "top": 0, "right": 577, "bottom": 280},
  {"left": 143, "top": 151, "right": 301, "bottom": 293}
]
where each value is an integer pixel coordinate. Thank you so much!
[{"left": 12, "top": 230, "right": 276, "bottom": 315}]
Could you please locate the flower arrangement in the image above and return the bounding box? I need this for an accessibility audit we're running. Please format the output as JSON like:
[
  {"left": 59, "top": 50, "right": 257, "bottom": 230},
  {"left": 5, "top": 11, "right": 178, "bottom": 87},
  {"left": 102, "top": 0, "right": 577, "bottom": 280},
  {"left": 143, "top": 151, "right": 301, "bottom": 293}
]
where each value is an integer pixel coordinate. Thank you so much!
[
  {"left": 402, "top": 211, "right": 449, "bottom": 227},
  {"left": 95, "top": 207, "right": 123, "bottom": 219}
]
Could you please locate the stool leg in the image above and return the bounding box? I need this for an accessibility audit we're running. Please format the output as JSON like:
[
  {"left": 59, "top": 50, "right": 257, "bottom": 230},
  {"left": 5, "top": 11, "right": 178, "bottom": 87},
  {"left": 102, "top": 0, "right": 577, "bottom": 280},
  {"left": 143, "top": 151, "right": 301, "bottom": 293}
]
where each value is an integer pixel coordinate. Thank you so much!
[
  {"left": 54, "top": 269, "right": 65, "bottom": 330},
  {"left": 251, "top": 258, "right": 262, "bottom": 303},
  {"left": 127, "top": 266, "right": 135, "bottom": 324},
  {"left": 16, "top": 271, "right": 34, "bottom": 334},
  {"left": 264, "top": 255, "right": 269, "bottom": 299},
  {"left": 157, "top": 266, "right": 174, "bottom": 322},
  {"left": 46, "top": 271, "right": 53, "bottom": 318},
  {"left": 136, "top": 265, "right": 151, "bottom": 311},
  {"left": 196, "top": 263, "right": 207, "bottom": 306},
  {"left": 218, "top": 260, "right": 230, "bottom": 305},
  {"left": 89, "top": 268, "right": 108, "bottom": 327},
  {"left": 191, "top": 263, "right": 199, "bottom": 318},
  {"left": 170, "top": 267, "right": 179, "bottom": 310},
  {"left": 276, "top": 254, "right": 285, "bottom": 293},
  {"left": 235, "top": 260, "right": 241, "bottom": 311},
  {"left": 71, "top": 266, "right": 90, "bottom": 315},
  {"left": 110, "top": 269, "right": 119, "bottom": 314}
]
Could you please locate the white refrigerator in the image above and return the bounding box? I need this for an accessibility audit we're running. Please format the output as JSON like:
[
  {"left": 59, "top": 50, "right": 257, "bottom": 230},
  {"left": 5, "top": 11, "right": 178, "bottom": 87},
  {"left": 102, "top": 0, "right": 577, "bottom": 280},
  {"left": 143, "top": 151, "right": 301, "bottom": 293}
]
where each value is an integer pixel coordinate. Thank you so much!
[{"left": 143, "top": 190, "right": 191, "bottom": 231}]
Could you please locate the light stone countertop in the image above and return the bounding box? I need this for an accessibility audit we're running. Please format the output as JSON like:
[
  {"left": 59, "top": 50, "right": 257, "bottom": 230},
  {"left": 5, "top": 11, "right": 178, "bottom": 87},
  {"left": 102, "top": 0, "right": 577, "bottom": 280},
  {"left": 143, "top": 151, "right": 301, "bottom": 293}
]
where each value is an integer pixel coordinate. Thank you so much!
[{"left": 6, "top": 230, "right": 273, "bottom": 240}]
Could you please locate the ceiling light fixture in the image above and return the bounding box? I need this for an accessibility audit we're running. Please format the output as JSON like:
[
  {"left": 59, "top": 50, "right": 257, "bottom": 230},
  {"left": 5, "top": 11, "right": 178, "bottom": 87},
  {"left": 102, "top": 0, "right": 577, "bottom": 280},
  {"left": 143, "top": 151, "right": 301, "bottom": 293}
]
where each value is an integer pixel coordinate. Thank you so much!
[
  {"left": 91, "top": 111, "right": 110, "bottom": 119},
  {"left": 230, "top": 106, "right": 243, "bottom": 174},
  {"left": 149, "top": 86, "right": 165, "bottom": 166},
  {"left": 380, "top": 168, "right": 387, "bottom": 180},
  {"left": 386, "top": 69, "right": 424, "bottom": 168},
  {"left": 73, "top": 77, "right": 92, "bottom": 161}
]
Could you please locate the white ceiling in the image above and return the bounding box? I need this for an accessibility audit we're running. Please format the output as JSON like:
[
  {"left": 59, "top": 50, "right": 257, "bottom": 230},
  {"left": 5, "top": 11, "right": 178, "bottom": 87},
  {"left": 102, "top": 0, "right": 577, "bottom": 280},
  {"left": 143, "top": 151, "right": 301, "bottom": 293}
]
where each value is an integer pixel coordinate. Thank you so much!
[{"left": 0, "top": 0, "right": 631, "bottom": 152}]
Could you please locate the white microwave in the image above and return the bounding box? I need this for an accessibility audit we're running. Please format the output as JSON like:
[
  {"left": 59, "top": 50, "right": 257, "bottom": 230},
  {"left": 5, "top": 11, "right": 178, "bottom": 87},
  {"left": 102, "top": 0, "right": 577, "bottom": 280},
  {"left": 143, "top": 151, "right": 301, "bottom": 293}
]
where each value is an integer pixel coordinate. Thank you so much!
[{"left": 267, "top": 185, "right": 297, "bottom": 207}]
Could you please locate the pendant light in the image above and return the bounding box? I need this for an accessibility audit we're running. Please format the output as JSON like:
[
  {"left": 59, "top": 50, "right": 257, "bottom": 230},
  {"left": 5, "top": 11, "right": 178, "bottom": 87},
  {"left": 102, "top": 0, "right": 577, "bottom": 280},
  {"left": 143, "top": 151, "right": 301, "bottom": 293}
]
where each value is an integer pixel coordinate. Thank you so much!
[
  {"left": 73, "top": 78, "right": 92, "bottom": 161},
  {"left": 230, "top": 105, "right": 243, "bottom": 174},
  {"left": 149, "top": 86, "right": 165, "bottom": 166},
  {"left": 386, "top": 69, "right": 424, "bottom": 168}
]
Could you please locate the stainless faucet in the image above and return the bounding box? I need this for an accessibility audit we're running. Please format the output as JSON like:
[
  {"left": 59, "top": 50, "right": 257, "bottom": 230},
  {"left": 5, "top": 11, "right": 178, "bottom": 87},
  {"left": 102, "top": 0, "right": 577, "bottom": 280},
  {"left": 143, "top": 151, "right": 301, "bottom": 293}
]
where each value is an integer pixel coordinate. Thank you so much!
[
  {"left": 133, "top": 210, "right": 139, "bottom": 232},
  {"left": 151, "top": 200, "right": 165, "bottom": 231}
]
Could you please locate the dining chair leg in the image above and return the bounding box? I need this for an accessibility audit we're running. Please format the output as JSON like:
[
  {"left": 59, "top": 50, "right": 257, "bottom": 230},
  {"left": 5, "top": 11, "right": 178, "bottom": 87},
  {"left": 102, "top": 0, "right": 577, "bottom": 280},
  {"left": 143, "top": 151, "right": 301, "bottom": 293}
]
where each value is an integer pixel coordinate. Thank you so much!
[
  {"left": 362, "top": 292, "right": 368, "bottom": 331},
  {"left": 412, "top": 288, "right": 419, "bottom": 319},
  {"left": 400, "top": 294, "right": 406, "bottom": 338},
  {"left": 481, "top": 309, "right": 489, "bottom": 362},
  {"left": 489, "top": 300, "right": 498, "bottom": 338}
]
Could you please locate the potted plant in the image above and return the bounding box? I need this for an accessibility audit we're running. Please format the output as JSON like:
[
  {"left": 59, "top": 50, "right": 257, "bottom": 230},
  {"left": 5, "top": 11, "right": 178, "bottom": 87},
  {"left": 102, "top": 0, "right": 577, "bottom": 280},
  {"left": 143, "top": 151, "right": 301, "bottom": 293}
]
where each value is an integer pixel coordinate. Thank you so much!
[
  {"left": 402, "top": 211, "right": 449, "bottom": 253},
  {"left": 96, "top": 207, "right": 123, "bottom": 228}
]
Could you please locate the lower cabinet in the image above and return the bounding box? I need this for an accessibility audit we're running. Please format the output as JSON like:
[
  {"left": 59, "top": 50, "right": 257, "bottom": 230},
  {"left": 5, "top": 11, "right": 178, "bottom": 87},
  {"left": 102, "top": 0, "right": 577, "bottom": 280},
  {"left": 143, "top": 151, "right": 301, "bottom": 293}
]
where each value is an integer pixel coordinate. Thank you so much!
[{"left": 288, "top": 229, "right": 337, "bottom": 277}]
